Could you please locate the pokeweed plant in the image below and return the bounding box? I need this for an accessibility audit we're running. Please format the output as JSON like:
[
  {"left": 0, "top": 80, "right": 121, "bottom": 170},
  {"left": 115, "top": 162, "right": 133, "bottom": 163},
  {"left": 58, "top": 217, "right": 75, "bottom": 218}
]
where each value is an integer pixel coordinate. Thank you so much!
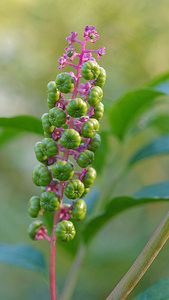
[
  {"left": 2, "top": 26, "right": 169, "bottom": 300},
  {"left": 28, "top": 26, "right": 106, "bottom": 300}
]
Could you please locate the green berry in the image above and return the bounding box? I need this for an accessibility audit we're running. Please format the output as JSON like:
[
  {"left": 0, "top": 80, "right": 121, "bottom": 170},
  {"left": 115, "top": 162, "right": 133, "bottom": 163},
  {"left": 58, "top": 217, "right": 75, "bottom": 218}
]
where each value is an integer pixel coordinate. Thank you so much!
[
  {"left": 56, "top": 72, "right": 74, "bottom": 93},
  {"left": 28, "top": 196, "right": 41, "bottom": 218},
  {"left": 77, "top": 150, "right": 94, "bottom": 168},
  {"left": 52, "top": 161, "right": 74, "bottom": 181},
  {"left": 89, "top": 33, "right": 95, "bottom": 39},
  {"left": 81, "top": 118, "right": 99, "bottom": 138},
  {"left": 60, "top": 129, "right": 81, "bottom": 149},
  {"left": 94, "top": 67, "right": 106, "bottom": 87},
  {"left": 66, "top": 50, "right": 73, "bottom": 58},
  {"left": 92, "top": 102, "right": 104, "bottom": 120},
  {"left": 72, "top": 199, "right": 87, "bottom": 221},
  {"left": 41, "top": 113, "right": 54, "bottom": 134},
  {"left": 64, "top": 179, "right": 84, "bottom": 199},
  {"left": 49, "top": 107, "right": 66, "bottom": 128},
  {"left": 82, "top": 167, "right": 96, "bottom": 188},
  {"left": 32, "top": 165, "right": 51, "bottom": 186},
  {"left": 47, "top": 98, "right": 56, "bottom": 110},
  {"left": 44, "top": 132, "right": 53, "bottom": 138},
  {"left": 34, "top": 141, "right": 47, "bottom": 163},
  {"left": 87, "top": 86, "right": 103, "bottom": 106},
  {"left": 66, "top": 98, "right": 87, "bottom": 118},
  {"left": 47, "top": 81, "right": 60, "bottom": 109},
  {"left": 41, "top": 138, "right": 58, "bottom": 158},
  {"left": 28, "top": 220, "right": 44, "bottom": 240},
  {"left": 40, "top": 191, "right": 60, "bottom": 211},
  {"left": 87, "top": 133, "right": 101, "bottom": 152},
  {"left": 55, "top": 220, "right": 76, "bottom": 242},
  {"left": 81, "top": 60, "right": 100, "bottom": 80},
  {"left": 81, "top": 188, "right": 90, "bottom": 198}
]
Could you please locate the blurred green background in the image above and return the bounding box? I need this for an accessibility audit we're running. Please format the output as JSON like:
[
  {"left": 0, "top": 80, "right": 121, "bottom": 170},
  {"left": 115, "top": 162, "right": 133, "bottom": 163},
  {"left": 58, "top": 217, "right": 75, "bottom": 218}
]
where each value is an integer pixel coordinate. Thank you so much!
[{"left": 1, "top": 0, "right": 169, "bottom": 299}]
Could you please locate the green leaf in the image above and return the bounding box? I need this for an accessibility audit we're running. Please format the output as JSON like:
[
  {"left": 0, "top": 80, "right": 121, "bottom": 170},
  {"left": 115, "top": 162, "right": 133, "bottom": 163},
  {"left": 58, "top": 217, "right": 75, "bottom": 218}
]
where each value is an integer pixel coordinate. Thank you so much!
[
  {"left": 134, "top": 181, "right": 169, "bottom": 198},
  {"left": 133, "top": 277, "right": 169, "bottom": 300},
  {"left": 82, "top": 195, "right": 169, "bottom": 244},
  {"left": 108, "top": 89, "right": 163, "bottom": 139},
  {"left": 129, "top": 134, "right": 169, "bottom": 165},
  {"left": 145, "top": 71, "right": 169, "bottom": 88},
  {"left": 0, "top": 115, "right": 43, "bottom": 135},
  {"left": 147, "top": 114, "right": 169, "bottom": 134},
  {"left": 92, "top": 131, "right": 109, "bottom": 174},
  {"left": 0, "top": 243, "right": 47, "bottom": 275},
  {"left": 108, "top": 72, "right": 169, "bottom": 140}
]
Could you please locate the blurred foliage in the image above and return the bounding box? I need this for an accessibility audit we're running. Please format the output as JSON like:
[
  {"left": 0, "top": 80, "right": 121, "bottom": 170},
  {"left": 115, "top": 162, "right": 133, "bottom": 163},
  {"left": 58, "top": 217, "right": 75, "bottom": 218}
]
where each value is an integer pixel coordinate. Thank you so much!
[
  {"left": 1, "top": 0, "right": 169, "bottom": 299},
  {"left": 134, "top": 278, "right": 169, "bottom": 300}
]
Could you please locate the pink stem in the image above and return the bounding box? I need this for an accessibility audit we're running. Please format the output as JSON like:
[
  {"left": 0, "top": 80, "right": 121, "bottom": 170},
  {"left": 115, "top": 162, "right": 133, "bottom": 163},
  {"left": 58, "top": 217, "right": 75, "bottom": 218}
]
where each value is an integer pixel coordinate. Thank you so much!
[
  {"left": 43, "top": 234, "right": 51, "bottom": 242},
  {"left": 76, "top": 39, "right": 83, "bottom": 45},
  {"left": 74, "top": 171, "right": 81, "bottom": 176},
  {"left": 49, "top": 37, "right": 87, "bottom": 300},
  {"left": 49, "top": 209, "right": 60, "bottom": 300},
  {"left": 84, "top": 49, "right": 97, "bottom": 53},
  {"left": 65, "top": 61, "right": 78, "bottom": 69}
]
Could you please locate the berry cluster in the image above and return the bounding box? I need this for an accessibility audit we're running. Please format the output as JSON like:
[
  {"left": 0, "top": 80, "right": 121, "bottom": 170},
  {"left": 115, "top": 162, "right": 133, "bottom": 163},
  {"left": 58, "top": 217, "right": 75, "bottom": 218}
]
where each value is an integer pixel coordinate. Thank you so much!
[{"left": 28, "top": 26, "right": 106, "bottom": 243}]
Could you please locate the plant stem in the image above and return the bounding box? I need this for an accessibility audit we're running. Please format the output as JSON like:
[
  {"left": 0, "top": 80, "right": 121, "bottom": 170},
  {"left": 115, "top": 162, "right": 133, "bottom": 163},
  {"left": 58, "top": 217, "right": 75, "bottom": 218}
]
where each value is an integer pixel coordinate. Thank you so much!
[
  {"left": 49, "top": 37, "right": 88, "bottom": 300},
  {"left": 59, "top": 243, "right": 86, "bottom": 300},
  {"left": 49, "top": 209, "right": 60, "bottom": 300},
  {"left": 106, "top": 210, "right": 169, "bottom": 300}
]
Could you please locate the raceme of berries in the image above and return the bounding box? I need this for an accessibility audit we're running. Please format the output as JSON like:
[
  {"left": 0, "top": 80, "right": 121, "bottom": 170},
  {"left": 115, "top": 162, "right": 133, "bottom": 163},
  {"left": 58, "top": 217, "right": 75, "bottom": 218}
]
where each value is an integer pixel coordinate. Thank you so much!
[{"left": 28, "top": 26, "right": 106, "bottom": 244}]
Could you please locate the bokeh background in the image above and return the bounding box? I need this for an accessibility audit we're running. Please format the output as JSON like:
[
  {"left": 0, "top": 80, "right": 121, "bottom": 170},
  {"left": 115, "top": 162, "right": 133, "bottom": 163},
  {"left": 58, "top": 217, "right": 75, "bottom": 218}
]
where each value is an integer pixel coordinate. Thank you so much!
[{"left": 1, "top": 0, "right": 169, "bottom": 299}]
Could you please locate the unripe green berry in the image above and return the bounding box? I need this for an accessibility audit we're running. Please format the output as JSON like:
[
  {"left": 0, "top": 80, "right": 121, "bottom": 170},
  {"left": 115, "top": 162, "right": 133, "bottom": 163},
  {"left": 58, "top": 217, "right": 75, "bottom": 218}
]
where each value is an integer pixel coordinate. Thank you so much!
[
  {"left": 41, "top": 138, "right": 58, "bottom": 158},
  {"left": 49, "top": 107, "right": 66, "bottom": 128},
  {"left": 81, "top": 60, "right": 100, "bottom": 80},
  {"left": 41, "top": 113, "right": 54, "bottom": 134},
  {"left": 77, "top": 150, "right": 94, "bottom": 168},
  {"left": 64, "top": 179, "right": 84, "bottom": 199},
  {"left": 47, "top": 98, "right": 56, "bottom": 110},
  {"left": 47, "top": 81, "right": 60, "bottom": 109},
  {"left": 89, "top": 33, "right": 95, "bottom": 39},
  {"left": 82, "top": 167, "right": 96, "bottom": 188},
  {"left": 94, "top": 67, "right": 106, "bottom": 87},
  {"left": 81, "top": 188, "right": 90, "bottom": 198},
  {"left": 87, "top": 133, "right": 101, "bottom": 152},
  {"left": 66, "top": 50, "right": 73, "bottom": 57},
  {"left": 28, "top": 196, "right": 41, "bottom": 218},
  {"left": 60, "top": 129, "right": 81, "bottom": 149},
  {"left": 92, "top": 102, "right": 104, "bottom": 120},
  {"left": 44, "top": 132, "right": 53, "bottom": 138},
  {"left": 32, "top": 165, "right": 51, "bottom": 186},
  {"left": 55, "top": 220, "right": 76, "bottom": 242},
  {"left": 66, "top": 98, "right": 87, "bottom": 118},
  {"left": 72, "top": 199, "right": 87, "bottom": 221},
  {"left": 56, "top": 72, "right": 74, "bottom": 93},
  {"left": 87, "top": 86, "right": 103, "bottom": 106},
  {"left": 81, "top": 118, "right": 99, "bottom": 138},
  {"left": 34, "top": 142, "right": 47, "bottom": 163},
  {"left": 40, "top": 191, "right": 60, "bottom": 211},
  {"left": 52, "top": 161, "right": 74, "bottom": 181},
  {"left": 28, "top": 220, "right": 44, "bottom": 240}
]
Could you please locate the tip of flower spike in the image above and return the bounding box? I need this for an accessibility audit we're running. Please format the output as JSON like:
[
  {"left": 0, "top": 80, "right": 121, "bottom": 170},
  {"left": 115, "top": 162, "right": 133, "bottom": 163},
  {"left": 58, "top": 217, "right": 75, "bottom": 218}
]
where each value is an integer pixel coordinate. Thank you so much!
[
  {"left": 58, "top": 54, "right": 67, "bottom": 69},
  {"left": 66, "top": 32, "right": 78, "bottom": 45},
  {"left": 83, "top": 53, "right": 95, "bottom": 63},
  {"left": 97, "top": 47, "right": 106, "bottom": 60},
  {"left": 65, "top": 46, "right": 77, "bottom": 61},
  {"left": 35, "top": 226, "right": 47, "bottom": 240},
  {"left": 84, "top": 26, "right": 100, "bottom": 43}
]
